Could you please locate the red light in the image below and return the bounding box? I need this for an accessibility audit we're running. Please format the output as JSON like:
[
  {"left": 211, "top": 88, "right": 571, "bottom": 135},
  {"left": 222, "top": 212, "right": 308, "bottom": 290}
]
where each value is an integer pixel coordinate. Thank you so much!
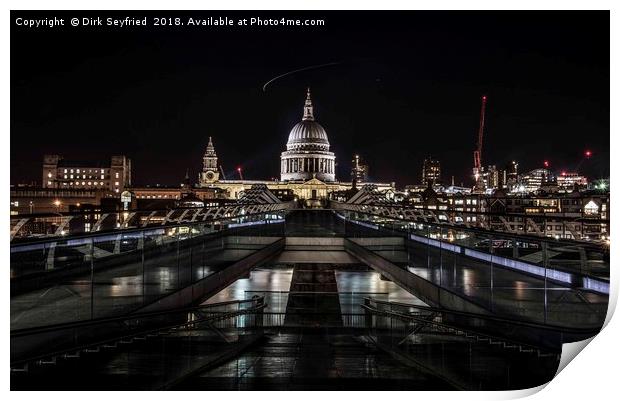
[
  {"left": 237, "top": 167, "right": 241, "bottom": 171},
  {"left": 561, "top": 171, "right": 567, "bottom": 176},
  {"left": 482, "top": 96, "right": 487, "bottom": 100},
  {"left": 585, "top": 150, "right": 592, "bottom": 158},
  {"left": 543, "top": 160, "right": 549, "bottom": 168}
]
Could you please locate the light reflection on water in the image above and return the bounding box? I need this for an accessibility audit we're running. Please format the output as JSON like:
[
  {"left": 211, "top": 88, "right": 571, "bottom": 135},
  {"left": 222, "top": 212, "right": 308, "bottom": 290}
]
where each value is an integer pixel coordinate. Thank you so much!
[
  {"left": 335, "top": 270, "right": 427, "bottom": 313},
  {"left": 203, "top": 266, "right": 294, "bottom": 312},
  {"left": 203, "top": 266, "right": 427, "bottom": 315}
]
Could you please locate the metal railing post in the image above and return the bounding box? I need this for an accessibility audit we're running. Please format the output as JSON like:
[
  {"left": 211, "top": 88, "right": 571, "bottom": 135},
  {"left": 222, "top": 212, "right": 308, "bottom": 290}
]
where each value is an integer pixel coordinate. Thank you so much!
[{"left": 90, "top": 237, "right": 95, "bottom": 319}]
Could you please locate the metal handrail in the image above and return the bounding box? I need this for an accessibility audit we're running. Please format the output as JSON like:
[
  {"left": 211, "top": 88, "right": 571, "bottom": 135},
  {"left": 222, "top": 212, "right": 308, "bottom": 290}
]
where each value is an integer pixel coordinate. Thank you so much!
[
  {"left": 362, "top": 303, "right": 558, "bottom": 354},
  {"left": 364, "top": 297, "right": 603, "bottom": 335},
  {"left": 11, "top": 297, "right": 263, "bottom": 338},
  {"left": 11, "top": 297, "right": 266, "bottom": 367}
]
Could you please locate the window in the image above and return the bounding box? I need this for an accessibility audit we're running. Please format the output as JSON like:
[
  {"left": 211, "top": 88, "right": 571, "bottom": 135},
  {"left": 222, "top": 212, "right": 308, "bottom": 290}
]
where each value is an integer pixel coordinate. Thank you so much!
[
  {"left": 584, "top": 200, "right": 599, "bottom": 216},
  {"left": 47, "top": 172, "right": 52, "bottom": 178},
  {"left": 101, "top": 175, "right": 104, "bottom": 179},
  {"left": 115, "top": 172, "right": 119, "bottom": 179},
  {"left": 64, "top": 175, "right": 67, "bottom": 179},
  {"left": 115, "top": 182, "right": 119, "bottom": 186}
]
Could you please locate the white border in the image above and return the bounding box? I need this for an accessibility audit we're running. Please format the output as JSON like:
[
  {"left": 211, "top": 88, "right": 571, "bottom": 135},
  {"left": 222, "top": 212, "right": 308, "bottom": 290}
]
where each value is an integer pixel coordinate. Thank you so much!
[{"left": 3, "top": 2, "right": 616, "bottom": 400}]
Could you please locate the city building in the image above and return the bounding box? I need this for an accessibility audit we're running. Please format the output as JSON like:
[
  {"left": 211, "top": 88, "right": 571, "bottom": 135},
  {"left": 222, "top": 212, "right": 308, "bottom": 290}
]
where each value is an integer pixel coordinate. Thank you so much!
[
  {"left": 557, "top": 172, "right": 588, "bottom": 190},
  {"left": 421, "top": 157, "right": 441, "bottom": 185},
  {"left": 351, "top": 154, "right": 369, "bottom": 183},
  {"left": 42, "top": 154, "right": 132, "bottom": 193},
  {"left": 10, "top": 186, "right": 107, "bottom": 215},
  {"left": 487, "top": 191, "right": 609, "bottom": 241},
  {"left": 516, "top": 168, "right": 555, "bottom": 193},
  {"left": 280, "top": 88, "right": 336, "bottom": 182}
]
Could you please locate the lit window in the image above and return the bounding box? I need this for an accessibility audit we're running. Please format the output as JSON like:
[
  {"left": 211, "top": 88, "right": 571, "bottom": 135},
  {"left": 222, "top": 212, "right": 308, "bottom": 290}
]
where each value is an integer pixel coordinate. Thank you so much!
[
  {"left": 82, "top": 175, "right": 86, "bottom": 179},
  {"left": 88, "top": 182, "right": 92, "bottom": 185},
  {"left": 64, "top": 169, "right": 67, "bottom": 173},
  {"left": 70, "top": 174, "right": 73, "bottom": 179},
  {"left": 101, "top": 169, "right": 104, "bottom": 173},
  {"left": 82, "top": 181, "right": 85, "bottom": 185},
  {"left": 64, "top": 175, "right": 67, "bottom": 179},
  {"left": 47, "top": 181, "right": 51, "bottom": 185},
  {"left": 115, "top": 173, "right": 119, "bottom": 179},
  {"left": 77, "top": 169, "right": 80, "bottom": 173},
  {"left": 101, "top": 175, "right": 104, "bottom": 179},
  {"left": 47, "top": 172, "right": 52, "bottom": 178},
  {"left": 115, "top": 182, "right": 119, "bottom": 186},
  {"left": 100, "top": 182, "right": 104, "bottom": 186}
]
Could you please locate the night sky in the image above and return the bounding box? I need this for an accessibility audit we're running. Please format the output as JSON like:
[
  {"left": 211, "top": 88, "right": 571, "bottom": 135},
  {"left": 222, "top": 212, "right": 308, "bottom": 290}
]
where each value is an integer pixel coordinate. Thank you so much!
[{"left": 11, "top": 11, "right": 610, "bottom": 187}]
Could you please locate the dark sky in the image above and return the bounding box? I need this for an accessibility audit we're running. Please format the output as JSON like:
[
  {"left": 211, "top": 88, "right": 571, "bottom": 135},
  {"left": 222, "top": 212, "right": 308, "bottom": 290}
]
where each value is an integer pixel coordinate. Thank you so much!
[{"left": 11, "top": 11, "right": 610, "bottom": 187}]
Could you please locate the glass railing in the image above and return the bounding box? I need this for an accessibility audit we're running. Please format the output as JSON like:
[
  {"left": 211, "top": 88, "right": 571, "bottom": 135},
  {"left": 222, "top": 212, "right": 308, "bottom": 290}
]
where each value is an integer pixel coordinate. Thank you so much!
[
  {"left": 362, "top": 298, "right": 564, "bottom": 390},
  {"left": 336, "top": 210, "right": 609, "bottom": 329},
  {"left": 10, "top": 212, "right": 287, "bottom": 331},
  {"left": 11, "top": 296, "right": 267, "bottom": 388}
]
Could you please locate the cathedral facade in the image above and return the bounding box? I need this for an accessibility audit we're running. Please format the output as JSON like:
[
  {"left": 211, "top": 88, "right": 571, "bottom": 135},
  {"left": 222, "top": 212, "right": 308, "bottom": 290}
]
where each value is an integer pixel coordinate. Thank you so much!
[{"left": 195, "top": 89, "right": 393, "bottom": 201}]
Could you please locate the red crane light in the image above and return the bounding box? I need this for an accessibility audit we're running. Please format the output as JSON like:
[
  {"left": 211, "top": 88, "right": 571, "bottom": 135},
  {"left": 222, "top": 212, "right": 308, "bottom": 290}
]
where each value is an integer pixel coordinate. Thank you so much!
[
  {"left": 585, "top": 150, "right": 592, "bottom": 158},
  {"left": 543, "top": 160, "right": 549, "bottom": 168}
]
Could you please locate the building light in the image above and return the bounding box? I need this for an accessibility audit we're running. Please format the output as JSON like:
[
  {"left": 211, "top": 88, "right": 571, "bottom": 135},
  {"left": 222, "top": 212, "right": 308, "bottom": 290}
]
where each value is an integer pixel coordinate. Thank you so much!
[
  {"left": 101, "top": 175, "right": 104, "bottom": 179},
  {"left": 47, "top": 181, "right": 52, "bottom": 185},
  {"left": 101, "top": 169, "right": 104, "bottom": 173},
  {"left": 115, "top": 182, "right": 119, "bottom": 186},
  {"left": 115, "top": 173, "right": 119, "bottom": 179},
  {"left": 47, "top": 172, "right": 52, "bottom": 178},
  {"left": 64, "top": 169, "right": 67, "bottom": 173},
  {"left": 77, "top": 169, "right": 80, "bottom": 173}
]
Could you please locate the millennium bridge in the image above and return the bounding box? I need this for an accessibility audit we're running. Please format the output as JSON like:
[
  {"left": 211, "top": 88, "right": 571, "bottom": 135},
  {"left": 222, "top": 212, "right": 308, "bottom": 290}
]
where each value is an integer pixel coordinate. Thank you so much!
[{"left": 10, "top": 186, "right": 610, "bottom": 390}]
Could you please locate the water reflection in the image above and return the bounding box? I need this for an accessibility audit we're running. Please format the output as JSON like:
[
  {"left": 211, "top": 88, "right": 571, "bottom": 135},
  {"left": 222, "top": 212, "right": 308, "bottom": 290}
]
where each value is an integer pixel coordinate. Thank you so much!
[{"left": 204, "top": 266, "right": 294, "bottom": 312}]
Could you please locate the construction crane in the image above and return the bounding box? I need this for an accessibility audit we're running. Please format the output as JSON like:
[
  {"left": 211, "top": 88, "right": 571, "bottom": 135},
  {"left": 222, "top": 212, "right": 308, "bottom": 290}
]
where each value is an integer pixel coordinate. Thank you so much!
[
  {"left": 219, "top": 165, "right": 227, "bottom": 180},
  {"left": 473, "top": 95, "right": 487, "bottom": 191},
  {"left": 237, "top": 167, "right": 244, "bottom": 180}
]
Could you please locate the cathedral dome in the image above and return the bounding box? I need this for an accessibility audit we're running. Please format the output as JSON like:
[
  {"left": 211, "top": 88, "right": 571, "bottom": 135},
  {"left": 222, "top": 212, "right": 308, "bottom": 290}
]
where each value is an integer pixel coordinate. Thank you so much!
[
  {"left": 285, "top": 88, "right": 330, "bottom": 151},
  {"left": 280, "top": 88, "right": 336, "bottom": 183},
  {"left": 286, "top": 120, "right": 330, "bottom": 150}
]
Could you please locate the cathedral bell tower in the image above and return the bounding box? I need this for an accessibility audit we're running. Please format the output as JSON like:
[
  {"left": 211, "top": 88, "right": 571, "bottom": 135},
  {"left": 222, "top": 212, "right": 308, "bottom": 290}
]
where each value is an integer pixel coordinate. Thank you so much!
[{"left": 199, "top": 136, "right": 219, "bottom": 185}]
